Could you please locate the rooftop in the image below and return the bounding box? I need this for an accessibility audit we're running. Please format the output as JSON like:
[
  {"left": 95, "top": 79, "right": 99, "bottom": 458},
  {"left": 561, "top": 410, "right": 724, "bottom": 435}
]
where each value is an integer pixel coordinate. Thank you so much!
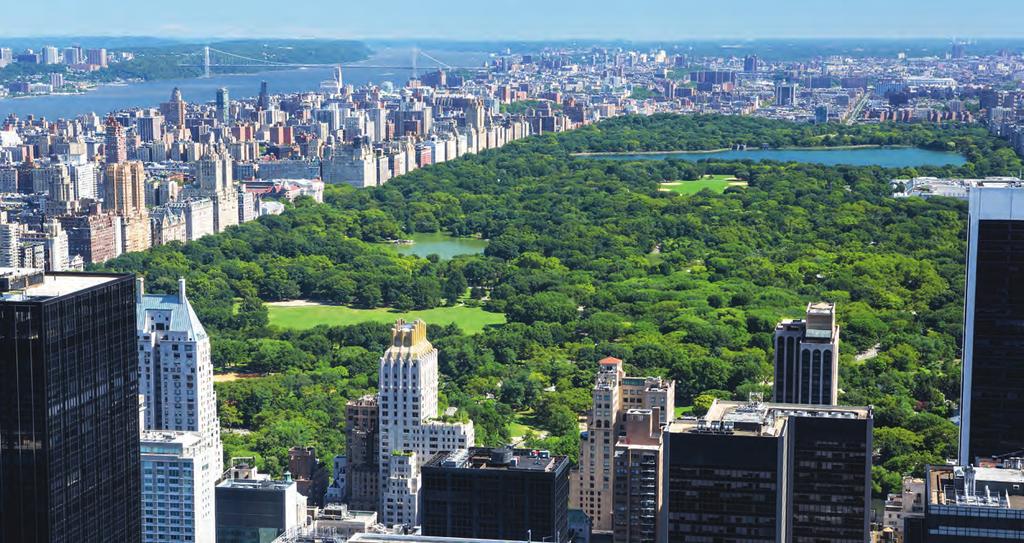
[
  {"left": 137, "top": 278, "right": 206, "bottom": 337},
  {"left": 669, "top": 398, "right": 871, "bottom": 438},
  {"left": 348, "top": 535, "right": 529, "bottom": 543},
  {"left": 929, "top": 464, "right": 1024, "bottom": 510},
  {"left": 217, "top": 477, "right": 296, "bottom": 492},
  {"left": 0, "top": 268, "right": 120, "bottom": 301},
  {"left": 424, "top": 447, "right": 568, "bottom": 473}
]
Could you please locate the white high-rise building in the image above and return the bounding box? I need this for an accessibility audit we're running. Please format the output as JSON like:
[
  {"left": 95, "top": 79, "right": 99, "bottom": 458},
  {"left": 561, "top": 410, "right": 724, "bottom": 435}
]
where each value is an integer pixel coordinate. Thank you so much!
[
  {"left": 69, "top": 162, "right": 98, "bottom": 200},
  {"left": 377, "top": 319, "right": 474, "bottom": 527},
  {"left": 42, "top": 46, "right": 60, "bottom": 65},
  {"left": 140, "top": 431, "right": 216, "bottom": 543},
  {"left": 42, "top": 218, "right": 69, "bottom": 271},
  {"left": 0, "top": 214, "right": 20, "bottom": 267},
  {"left": 137, "top": 276, "right": 223, "bottom": 543}
]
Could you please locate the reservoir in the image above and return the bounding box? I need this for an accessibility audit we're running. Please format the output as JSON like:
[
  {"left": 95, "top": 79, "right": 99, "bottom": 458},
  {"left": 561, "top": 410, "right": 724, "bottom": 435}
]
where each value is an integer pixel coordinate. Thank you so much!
[{"left": 579, "top": 147, "right": 967, "bottom": 168}]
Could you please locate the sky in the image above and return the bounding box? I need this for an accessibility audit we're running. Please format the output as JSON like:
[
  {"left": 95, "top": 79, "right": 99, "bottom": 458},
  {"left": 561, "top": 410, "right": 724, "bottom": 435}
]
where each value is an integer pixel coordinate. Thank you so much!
[{"left": 2, "top": 0, "right": 1024, "bottom": 41}]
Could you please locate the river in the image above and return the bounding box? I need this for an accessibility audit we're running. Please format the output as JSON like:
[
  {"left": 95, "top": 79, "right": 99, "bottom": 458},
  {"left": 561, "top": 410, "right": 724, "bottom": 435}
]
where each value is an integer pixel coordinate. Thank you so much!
[
  {"left": 0, "top": 48, "right": 493, "bottom": 120},
  {"left": 580, "top": 147, "right": 968, "bottom": 167}
]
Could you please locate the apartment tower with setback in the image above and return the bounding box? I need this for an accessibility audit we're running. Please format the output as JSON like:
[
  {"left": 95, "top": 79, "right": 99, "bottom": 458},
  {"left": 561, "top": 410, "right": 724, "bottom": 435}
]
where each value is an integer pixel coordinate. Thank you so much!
[
  {"left": 572, "top": 357, "right": 675, "bottom": 534},
  {"left": 960, "top": 184, "right": 1024, "bottom": 464},
  {"left": 0, "top": 269, "right": 141, "bottom": 543},
  {"left": 773, "top": 302, "right": 840, "bottom": 405},
  {"left": 137, "top": 277, "right": 223, "bottom": 543},
  {"left": 377, "top": 319, "right": 474, "bottom": 527},
  {"left": 612, "top": 408, "right": 665, "bottom": 543}
]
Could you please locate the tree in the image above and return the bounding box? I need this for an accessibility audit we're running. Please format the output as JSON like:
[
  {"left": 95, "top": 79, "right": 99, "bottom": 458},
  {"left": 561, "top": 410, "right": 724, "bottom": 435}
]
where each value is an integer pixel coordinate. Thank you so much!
[{"left": 443, "top": 270, "right": 469, "bottom": 306}]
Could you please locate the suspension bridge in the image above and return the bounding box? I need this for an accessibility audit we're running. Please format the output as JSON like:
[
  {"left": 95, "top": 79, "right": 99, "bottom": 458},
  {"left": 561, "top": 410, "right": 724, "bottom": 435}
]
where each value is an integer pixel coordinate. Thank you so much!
[{"left": 179, "top": 46, "right": 486, "bottom": 78}]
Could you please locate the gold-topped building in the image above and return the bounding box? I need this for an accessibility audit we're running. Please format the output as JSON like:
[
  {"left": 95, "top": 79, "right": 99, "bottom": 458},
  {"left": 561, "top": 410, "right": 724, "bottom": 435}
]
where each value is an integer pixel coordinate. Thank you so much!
[{"left": 377, "top": 319, "right": 474, "bottom": 527}]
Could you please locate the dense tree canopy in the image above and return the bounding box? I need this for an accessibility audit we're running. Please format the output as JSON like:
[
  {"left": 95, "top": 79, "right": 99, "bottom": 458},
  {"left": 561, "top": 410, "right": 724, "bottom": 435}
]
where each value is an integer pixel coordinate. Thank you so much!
[{"left": 100, "top": 115, "right": 1021, "bottom": 496}]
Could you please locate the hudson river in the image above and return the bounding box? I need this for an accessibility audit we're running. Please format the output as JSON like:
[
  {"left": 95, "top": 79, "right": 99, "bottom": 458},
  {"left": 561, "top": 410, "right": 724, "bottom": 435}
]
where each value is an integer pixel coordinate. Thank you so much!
[{"left": 0, "top": 48, "right": 491, "bottom": 120}]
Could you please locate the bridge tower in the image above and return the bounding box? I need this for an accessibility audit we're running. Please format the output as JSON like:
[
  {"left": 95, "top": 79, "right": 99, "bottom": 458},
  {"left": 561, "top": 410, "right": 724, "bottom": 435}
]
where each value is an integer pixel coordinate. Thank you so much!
[
  {"left": 203, "top": 46, "right": 211, "bottom": 78},
  {"left": 411, "top": 46, "right": 418, "bottom": 80}
]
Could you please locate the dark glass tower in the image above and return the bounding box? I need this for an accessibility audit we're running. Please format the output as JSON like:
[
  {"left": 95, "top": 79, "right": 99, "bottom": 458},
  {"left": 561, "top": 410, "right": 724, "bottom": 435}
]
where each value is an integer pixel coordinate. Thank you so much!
[
  {"left": 665, "top": 399, "right": 872, "bottom": 542},
  {"left": 960, "top": 186, "right": 1024, "bottom": 464},
  {"left": 421, "top": 447, "right": 570, "bottom": 542},
  {"left": 0, "top": 269, "right": 141, "bottom": 543}
]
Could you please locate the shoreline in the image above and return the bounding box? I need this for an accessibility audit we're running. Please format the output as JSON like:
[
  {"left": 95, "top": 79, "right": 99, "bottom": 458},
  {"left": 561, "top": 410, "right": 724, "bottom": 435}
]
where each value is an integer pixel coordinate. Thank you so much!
[{"left": 571, "top": 144, "right": 920, "bottom": 157}]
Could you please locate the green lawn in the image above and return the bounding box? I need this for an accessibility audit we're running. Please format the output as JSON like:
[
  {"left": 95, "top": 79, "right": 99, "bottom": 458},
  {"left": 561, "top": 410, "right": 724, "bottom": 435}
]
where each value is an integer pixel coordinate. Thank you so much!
[
  {"left": 659, "top": 175, "right": 746, "bottom": 195},
  {"left": 267, "top": 302, "right": 506, "bottom": 333},
  {"left": 509, "top": 410, "right": 544, "bottom": 438},
  {"left": 674, "top": 405, "right": 694, "bottom": 418}
]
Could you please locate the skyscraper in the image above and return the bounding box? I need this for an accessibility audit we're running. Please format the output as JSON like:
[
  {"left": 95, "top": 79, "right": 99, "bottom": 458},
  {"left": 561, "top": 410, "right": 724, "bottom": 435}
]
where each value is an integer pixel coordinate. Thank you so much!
[
  {"left": 160, "top": 88, "right": 186, "bottom": 129},
  {"left": 775, "top": 83, "right": 798, "bottom": 107},
  {"left": 571, "top": 357, "right": 674, "bottom": 534},
  {"left": 137, "top": 277, "right": 223, "bottom": 543},
  {"left": 959, "top": 184, "right": 1024, "bottom": 464},
  {"left": 421, "top": 447, "right": 570, "bottom": 542},
  {"left": 137, "top": 277, "right": 222, "bottom": 468},
  {"left": 612, "top": 408, "right": 664, "bottom": 543},
  {"left": 258, "top": 81, "right": 270, "bottom": 111},
  {"left": 192, "top": 151, "right": 238, "bottom": 233},
  {"left": 105, "top": 115, "right": 127, "bottom": 164},
  {"left": 664, "top": 398, "right": 872, "bottom": 542},
  {"left": 743, "top": 54, "right": 759, "bottom": 73},
  {"left": 105, "top": 161, "right": 147, "bottom": 216},
  {"left": 0, "top": 268, "right": 141, "bottom": 543},
  {"left": 136, "top": 110, "right": 164, "bottom": 142},
  {"left": 377, "top": 319, "right": 474, "bottom": 526},
  {"left": 773, "top": 302, "right": 840, "bottom": 405},
  {"left": 140, "top": 431, "right": 217, "bottom": 543},
  {"left": 345, "top": 395, "right": 380, "bottom": 511},
  {"left": 105, "top": 161, "right": 151, "bottom": 253},
  {"left": 216, "top": 87, "right": 230, "bottom": 125}
]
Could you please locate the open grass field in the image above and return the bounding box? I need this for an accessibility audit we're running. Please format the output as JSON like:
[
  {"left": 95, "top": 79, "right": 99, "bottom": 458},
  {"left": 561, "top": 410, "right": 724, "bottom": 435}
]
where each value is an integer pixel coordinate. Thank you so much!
[
  {"left": 659, "top": 174, "right": 747, "bottom": 195},
  {"left": 674, "top": 405, "right": 694, "bottom": 418},
  {"left": 267, "top": 301, "right": 506, "bottom": 333},
  {"left": 509, "top": 409, "right": 547, "bottom": 441}
]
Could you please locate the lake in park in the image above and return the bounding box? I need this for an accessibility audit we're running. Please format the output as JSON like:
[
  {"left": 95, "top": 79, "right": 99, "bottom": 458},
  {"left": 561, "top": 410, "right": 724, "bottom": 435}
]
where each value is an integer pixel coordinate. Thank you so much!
[
  {"left": 387, "top": 233, "right": 488, "bottom": 259},
  {"left": 580, "top": 147, "right": 967, "bottom": 168}
]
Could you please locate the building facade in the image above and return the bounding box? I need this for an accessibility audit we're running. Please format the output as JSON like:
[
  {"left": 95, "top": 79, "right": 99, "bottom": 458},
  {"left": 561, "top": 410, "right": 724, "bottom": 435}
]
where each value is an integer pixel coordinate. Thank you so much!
[
  {"left": 910, "top": 462, "right": 1024, "bottom": 542},
  {"left": 216, "top": 475, "right": 306, "bottom": 543},
  {"left": 137, "top": 276, "right": 223, "bottom": 541},
  {"left": 421, "top": 447, "right": 570, "bottom": 542},
  {"left": 346, "top": 394, "right": 381, "bottom": 511},
  {"left": 572, "top": 357, "right": 674, "bottom": 534},
  {"left": 773, "top": 302, "right": 840, "bottom": 405},
  {"left": 960, "top": 184, "right": 1024, "bottom": 463},
  {"left": 140, "top": 431, "right": 216, "bottom": 543},
  {"left": 612, "top": 409, "right": 664, "bottom": 543},
  {"left": 377, "top": 319, "right": 475, "bottom": 526},
  {"left": 664, "top": 398, "right": 872, "bottom": 543},
  {"left": 0, "top": 269, "right": 141, "bottom": 543}
]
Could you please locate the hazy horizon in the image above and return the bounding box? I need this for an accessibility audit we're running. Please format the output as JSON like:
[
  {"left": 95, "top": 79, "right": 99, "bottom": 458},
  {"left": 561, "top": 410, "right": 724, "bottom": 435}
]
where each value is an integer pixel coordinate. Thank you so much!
[{"left": 3, "top": 0, "right": 1023, "bottom": 42}]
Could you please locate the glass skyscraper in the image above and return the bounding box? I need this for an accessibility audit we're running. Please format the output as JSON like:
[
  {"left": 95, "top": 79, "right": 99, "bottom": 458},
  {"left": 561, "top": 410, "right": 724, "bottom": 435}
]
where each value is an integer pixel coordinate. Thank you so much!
[
  {"left": 960, "top": 185, "right": 1024, "bottom": 464},
  {"left": 0, "top": 269, "right": 141, "bottom": 543}
]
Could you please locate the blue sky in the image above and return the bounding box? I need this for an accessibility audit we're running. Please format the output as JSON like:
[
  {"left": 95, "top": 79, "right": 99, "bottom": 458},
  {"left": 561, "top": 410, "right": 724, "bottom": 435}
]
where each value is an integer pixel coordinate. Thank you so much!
[{"left": 3, "top": 0, "right": 1023, "bottom": 40}]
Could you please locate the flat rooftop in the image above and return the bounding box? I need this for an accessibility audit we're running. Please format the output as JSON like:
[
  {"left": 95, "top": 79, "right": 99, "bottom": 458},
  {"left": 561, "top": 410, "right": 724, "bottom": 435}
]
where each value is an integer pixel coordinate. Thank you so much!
[
  {"left": 425, "top": 447, "right": 568, "bottom": 473},
  {"left": 0, "top": 268, "right": 120, "bottom": 302},
  {"left": 929, "top": 465, "right": 1024, "bottom": 510},
  {"left": 348, "top": 535, "right": 529, "bottom": 543},
  {"left": 217, "top": 478, "right": 295, "bottom": 491},
  {"left": 669, "top": 399, "right": 871, "bottom": 438}
]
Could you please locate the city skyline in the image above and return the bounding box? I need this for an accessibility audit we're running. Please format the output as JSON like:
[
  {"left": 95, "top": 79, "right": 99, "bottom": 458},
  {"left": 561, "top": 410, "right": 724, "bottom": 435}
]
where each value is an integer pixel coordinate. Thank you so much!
[{"left": 3, "top": 0, "right": 1024, "bottom": 40}]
